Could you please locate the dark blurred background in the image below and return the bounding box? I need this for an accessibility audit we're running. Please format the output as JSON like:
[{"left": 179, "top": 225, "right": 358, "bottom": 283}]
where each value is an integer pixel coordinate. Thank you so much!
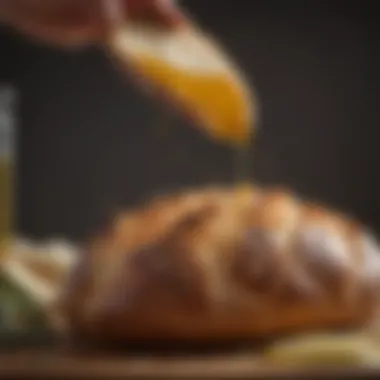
[{"left": 0, "top": 0, "right": 379, "bottom": 242}]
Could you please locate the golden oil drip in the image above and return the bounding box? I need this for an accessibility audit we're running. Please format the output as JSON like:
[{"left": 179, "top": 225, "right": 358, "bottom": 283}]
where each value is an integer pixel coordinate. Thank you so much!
[
  {"left": 231, "top": 134, "right": 255, "bottom": 214},
  {"left": 234, "top": 140, "right": 253, "bottom": 183}
]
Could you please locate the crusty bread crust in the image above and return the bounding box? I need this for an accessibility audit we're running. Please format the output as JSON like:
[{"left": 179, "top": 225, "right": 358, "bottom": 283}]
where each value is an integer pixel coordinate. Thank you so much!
[{"left": 60, "top": 186, "right": 380, "bottom": 345}]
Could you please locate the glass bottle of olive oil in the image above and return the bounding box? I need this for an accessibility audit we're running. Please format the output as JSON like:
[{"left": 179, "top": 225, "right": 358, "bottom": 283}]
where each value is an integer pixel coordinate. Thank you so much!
[{"left": 0, "top": 86, "right": 16, "bottom": 246}]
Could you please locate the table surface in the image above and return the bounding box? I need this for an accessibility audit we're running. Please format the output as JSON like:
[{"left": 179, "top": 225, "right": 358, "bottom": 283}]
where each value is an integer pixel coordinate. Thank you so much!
[{"left": 1, "top": 349, "right": 380, "bottom": 380}]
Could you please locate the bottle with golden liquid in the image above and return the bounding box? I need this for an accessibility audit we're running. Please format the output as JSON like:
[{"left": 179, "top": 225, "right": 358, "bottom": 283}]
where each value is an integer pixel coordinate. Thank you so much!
[{"left": 0, "top": 86, "right": 15, "bottom": 247}]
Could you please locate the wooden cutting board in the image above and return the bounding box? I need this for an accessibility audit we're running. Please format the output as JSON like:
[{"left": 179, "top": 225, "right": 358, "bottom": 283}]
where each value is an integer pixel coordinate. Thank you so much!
[{"left": 0, "top": 349, "right": 380, "bottom": 379}]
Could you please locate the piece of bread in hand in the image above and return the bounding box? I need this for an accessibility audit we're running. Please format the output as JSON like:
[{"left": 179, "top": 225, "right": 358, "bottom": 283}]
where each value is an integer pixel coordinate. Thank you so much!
[{"left": 109, "top": 22, "right": 256, "bottom": 146}]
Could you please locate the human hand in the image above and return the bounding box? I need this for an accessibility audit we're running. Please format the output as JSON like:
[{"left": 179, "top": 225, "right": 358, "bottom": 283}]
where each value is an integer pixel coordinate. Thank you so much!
[{"left": 0, "top": 0, "right": 183, "bottom": 48}]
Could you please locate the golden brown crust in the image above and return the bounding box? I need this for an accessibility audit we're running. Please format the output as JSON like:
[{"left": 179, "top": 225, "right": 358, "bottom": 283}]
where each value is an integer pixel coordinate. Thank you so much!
[{"left": 60, "top": 186, "right": 380, "bottom": 344}]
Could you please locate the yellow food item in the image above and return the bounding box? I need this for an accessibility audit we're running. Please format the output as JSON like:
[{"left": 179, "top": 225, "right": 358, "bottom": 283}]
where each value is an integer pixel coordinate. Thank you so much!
[
  {"left": 109, "top": 24, "right": 256, "bottom": 146},
  {"left": 264, "top": 333, "right": 380, "bottom": 366}
]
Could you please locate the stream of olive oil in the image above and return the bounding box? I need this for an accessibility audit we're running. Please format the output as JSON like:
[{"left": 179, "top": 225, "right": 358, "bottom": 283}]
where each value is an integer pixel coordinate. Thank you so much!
[{"left": 234, "top": 140, "right": 253, "bottom": 184}]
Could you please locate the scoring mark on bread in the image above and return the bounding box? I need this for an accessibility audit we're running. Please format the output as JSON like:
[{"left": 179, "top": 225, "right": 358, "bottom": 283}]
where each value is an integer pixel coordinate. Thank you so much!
[
  {"left": 294, "top": 224, "right": 350, "bottom": 295},
  {"left": 122, "top": 206, "right": 217, "bottom": 314},
  {"left": 235, "top": 228, "right": 317, "bottom": 305}
]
